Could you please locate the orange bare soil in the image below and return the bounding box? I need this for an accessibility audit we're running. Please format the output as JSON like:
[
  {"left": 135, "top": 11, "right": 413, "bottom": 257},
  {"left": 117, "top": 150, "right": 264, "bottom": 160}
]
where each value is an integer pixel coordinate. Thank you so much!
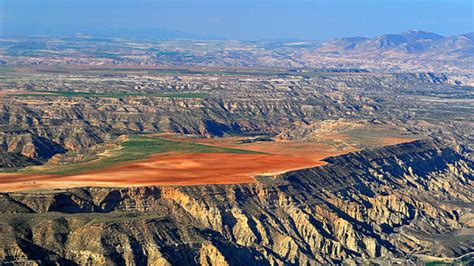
[
  {"left": 0, "top": 152, "right": 327, "bottom": 192},
  {"left": 0, "top": 135, "right": 415, "bottom": 192}
]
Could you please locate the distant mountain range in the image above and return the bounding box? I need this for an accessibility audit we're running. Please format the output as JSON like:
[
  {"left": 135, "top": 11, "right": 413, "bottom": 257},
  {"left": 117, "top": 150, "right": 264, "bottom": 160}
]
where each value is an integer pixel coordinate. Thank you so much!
[
  {"left": 0, "top": 30, "right": 472, "bottom": 75},
  {"left": 295, "top": 30, "right": 473, "bottom": 74},
  {"left": 319, "top": 30, "right": 473, "bottom": 56}
]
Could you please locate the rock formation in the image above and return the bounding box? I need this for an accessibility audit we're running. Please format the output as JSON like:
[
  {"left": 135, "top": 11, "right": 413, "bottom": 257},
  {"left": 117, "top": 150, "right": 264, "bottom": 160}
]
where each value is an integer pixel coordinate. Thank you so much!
[{"left": 1, "top": 140, "right": 472, "bottom": 264}]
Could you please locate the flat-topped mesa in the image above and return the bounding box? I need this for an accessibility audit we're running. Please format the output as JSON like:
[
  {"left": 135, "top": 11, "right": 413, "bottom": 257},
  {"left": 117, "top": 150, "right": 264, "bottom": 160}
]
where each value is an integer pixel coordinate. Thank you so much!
[{"left": 0, "top": 139, "right": 472, "bottom": 264}]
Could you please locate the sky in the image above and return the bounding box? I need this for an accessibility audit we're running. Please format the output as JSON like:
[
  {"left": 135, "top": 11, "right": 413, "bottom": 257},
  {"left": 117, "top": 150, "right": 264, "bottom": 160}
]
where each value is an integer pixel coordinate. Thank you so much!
[{"left": 0, "top": 0, "right": 472, "bottom": 41}]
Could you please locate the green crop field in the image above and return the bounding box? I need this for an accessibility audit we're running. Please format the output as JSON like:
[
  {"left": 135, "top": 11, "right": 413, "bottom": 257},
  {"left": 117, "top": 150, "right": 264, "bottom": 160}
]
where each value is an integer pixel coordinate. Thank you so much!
[
  {"left": 7, "top": 91, "right": 207, "bottom": 98},
  {"left": 0, "top": 65, "right": 16, "bottom": 73},
  {"left": 20, "top": 135, "right": 261, "bottom": 175}
]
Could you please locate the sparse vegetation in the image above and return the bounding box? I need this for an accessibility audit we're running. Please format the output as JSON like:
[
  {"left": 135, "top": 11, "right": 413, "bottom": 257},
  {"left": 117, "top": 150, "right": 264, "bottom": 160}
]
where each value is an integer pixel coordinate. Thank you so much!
[
  {"left": 7, "top": 91, "right": 208, "bottom": 98},
  {"left": 20, "top": 135, "right": 261, "bottom": 175}
]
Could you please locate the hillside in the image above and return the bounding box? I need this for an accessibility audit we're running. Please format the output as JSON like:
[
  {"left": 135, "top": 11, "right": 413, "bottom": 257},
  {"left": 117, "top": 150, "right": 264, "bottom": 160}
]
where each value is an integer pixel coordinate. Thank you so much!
[
  {"left": 0, "top": 140, "right": 472, "bottom": 264},
  {"left": 299, "top": 31, "right": 474, "bottom": 74}
]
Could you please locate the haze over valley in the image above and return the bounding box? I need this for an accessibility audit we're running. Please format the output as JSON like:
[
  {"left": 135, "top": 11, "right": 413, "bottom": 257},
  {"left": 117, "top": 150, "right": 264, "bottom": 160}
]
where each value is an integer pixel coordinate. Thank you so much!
[{"left": 0, "top": 0, "right": 472, "bottom": 265}]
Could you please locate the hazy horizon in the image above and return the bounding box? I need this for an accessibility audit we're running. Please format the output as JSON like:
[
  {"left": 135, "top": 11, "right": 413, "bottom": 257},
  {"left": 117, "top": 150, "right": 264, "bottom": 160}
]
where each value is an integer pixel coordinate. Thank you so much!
[{"left": 1, "top": 0, "right": 473, "bottom": 41}]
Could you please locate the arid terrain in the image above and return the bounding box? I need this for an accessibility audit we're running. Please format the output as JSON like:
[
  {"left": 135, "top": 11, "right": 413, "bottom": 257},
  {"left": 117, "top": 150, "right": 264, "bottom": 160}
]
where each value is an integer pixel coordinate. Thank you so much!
[
  {"left": 0, "top": 33, "right": 472, "bottom": 265},
  {"left": 1, "top": 31, "right": 473, "bottom": 77},
  {"left": 0, "top": 132, "right": 416, "bottom": 192}
]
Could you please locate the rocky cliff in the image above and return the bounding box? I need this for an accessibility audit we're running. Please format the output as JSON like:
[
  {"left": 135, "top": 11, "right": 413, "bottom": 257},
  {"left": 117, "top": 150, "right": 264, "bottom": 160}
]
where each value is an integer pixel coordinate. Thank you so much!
[{"left": 0, "top": 139, "right": 472, "bottom": 265}]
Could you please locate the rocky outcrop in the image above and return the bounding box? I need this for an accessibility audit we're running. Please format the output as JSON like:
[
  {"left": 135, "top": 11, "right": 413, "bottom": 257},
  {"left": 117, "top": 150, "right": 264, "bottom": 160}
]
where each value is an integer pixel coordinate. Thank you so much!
[{"left": 0, "top": 140, "right": 472, "bottom": 265}]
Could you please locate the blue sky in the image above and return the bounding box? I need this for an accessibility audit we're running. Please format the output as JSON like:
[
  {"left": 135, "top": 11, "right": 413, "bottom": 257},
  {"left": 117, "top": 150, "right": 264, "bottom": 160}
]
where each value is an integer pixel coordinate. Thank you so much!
[{"left": 1, "top": 0, "right": 472, "bottom": 40}]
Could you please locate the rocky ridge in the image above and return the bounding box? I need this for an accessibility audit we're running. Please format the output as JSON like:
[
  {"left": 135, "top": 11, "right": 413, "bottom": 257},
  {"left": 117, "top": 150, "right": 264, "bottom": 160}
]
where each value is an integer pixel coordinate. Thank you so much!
[{"left": 0, "top": 139, "right": 472, "bottom": 264}]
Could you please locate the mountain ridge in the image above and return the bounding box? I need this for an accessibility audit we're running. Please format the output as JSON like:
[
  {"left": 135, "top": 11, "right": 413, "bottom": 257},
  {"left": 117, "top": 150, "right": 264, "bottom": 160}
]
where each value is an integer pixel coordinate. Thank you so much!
[{"left": 320, "top": 30, "right": 473, "bottom": 54}]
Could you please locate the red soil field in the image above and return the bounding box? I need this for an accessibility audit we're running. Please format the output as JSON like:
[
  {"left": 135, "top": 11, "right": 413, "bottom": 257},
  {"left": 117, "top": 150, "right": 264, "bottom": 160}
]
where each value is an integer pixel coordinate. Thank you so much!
[
  {"left": 0, "top": 135, "right": 415, "bottom": 192},
  {"left": 0, "top": 152, "right": 326, "bottom": 192}
]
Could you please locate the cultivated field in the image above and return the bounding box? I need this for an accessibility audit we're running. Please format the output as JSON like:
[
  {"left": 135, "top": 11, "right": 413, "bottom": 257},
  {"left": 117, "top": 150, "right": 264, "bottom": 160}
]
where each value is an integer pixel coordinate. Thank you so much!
[{"left": 0, "top": 133, "right": 417, "bottom": 192}]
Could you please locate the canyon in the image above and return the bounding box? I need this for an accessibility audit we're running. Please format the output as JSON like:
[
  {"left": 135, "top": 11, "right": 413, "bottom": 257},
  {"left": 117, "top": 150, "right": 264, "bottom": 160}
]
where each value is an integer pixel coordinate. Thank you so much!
[
  {"left": 0, "top": 140, "right": 472, "bottom": 264},
  {"left": 0, "top": 32, "right": 472, "bottom": 265}
]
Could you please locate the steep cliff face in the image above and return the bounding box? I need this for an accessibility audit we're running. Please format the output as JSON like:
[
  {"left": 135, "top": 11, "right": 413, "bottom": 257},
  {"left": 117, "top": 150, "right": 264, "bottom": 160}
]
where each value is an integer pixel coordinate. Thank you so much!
[{"left": 0, "top": 140, "right": 472, "bottom": 265}]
